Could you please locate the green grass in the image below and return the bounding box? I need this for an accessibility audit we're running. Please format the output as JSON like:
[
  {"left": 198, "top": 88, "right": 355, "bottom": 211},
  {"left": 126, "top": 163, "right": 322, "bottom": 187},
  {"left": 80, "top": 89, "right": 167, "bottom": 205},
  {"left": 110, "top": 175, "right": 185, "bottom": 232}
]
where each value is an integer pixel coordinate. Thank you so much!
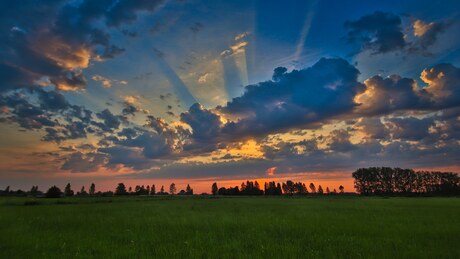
[{"left": 0, "top": 196, "right": 459, "bottom": 258}]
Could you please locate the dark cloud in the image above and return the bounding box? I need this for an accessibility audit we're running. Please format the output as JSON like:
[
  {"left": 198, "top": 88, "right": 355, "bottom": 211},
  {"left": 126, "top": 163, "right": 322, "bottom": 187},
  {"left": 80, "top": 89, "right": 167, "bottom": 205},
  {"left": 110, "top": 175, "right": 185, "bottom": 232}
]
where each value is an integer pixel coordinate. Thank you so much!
[
  {"left": 327, "top": 129, "right": 357, "bottom": 152},
  {"left": 61, "top": 151, "right": 108, "bottom": 173},
  {"left": 219, "top": 58, "right": 364, "bottom": 138},
  {"left": 356, "top": 117, "right": 390, "bottom": 140},
  {"left": 181, "top": 103, "right": 222, "bottom": 143},
  {"left": 98, "top": 146, "right": 164, "bottom": 170},
  {"left": 421, "top": 63, "right": 460, "bottom": 108},
  {"left": 122, "top": 104, "right": 139, "bottom": 116},
  {"left": 355, "top": 75, "right": 423, "bottom": 115},
  {"left": 385, "top": 117, "right": 434, "bottom": 141},
  {"left": 345, "top": 11, "right": 406, "bottom": 54},
  {"left": 411, "top": 19, "right": 450, "bottom": 51},
  {"left": 94, "top": 109, "right": 121, "bottom": 132},
  {"left": 0, "top": 0, "right": 163, "bottom": 92}
]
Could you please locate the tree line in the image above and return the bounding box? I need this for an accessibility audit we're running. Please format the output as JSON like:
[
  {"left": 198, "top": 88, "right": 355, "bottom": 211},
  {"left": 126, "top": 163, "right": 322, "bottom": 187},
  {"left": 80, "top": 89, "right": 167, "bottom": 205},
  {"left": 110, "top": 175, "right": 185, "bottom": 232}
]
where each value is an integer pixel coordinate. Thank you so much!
[
  {"left": 4, "top": 167, "right": 456, "bottom": 198},
  {"left": 0, "top": 180, "right": 345, "bottom": 198},
  {"left": 210, "top": 180, "right": 345, "bottom": 196},
  {"left": 352, "top": 167, "right": 460, "bottom": 196}
]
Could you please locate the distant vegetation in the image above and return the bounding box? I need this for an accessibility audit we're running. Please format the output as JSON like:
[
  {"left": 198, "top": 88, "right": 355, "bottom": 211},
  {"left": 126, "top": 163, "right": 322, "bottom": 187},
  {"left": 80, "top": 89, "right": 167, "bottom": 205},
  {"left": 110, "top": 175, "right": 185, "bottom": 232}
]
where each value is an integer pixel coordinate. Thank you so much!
[
  {"left": 1, "top": 167, "right": 459, "bottom": 197},
  {"left": 353, "top": 167, "right": 460, "bottom": 195}
]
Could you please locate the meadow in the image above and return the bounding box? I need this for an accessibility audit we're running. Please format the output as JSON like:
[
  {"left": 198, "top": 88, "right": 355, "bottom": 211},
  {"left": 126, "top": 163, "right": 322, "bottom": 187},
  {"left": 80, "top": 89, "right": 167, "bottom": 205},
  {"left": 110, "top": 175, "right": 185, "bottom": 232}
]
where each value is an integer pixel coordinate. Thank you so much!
[{"left": 0, "top": 196, "right": 459, "bottom": 258}]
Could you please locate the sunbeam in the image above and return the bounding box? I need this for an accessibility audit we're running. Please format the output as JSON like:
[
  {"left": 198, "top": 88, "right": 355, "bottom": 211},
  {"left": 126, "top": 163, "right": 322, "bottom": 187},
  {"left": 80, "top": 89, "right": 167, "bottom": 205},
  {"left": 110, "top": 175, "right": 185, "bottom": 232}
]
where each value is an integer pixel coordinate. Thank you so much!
[
  {"left": 153, "top": 49, "right": 198, "bottom": 109},
  {"left": 293, "top": 1, "right": 318, "bottom": 62}
]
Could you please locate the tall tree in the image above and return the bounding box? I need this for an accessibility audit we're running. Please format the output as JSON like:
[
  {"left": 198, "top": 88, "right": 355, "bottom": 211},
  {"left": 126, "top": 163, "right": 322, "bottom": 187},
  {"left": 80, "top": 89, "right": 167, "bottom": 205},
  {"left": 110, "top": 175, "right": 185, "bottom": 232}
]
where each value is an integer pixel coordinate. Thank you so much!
[
  {"left": 150, "top": 184, "right": 156, "bottom": 195},
  {"left": 169, "top": 183, "right": 176, "bottom": 195},
  {"left": 282, "top": 180, "right": 295, "bottom": 195},
  {"left": 89, "top": 183, "right": 96, "bottom": 196},
  {"left": 309, "top": 183, "right": 316, "bottom": 193},
  {"left": 339, "top": 185, "right": 345, "bottom": 194},
  {"left": 160, "top": 185, "right": 165, "bottom": 194},
  {"left": 317, "top": 185, "right": 324, "bottom": 194},
  {"left": 115, "top": 183, "right": 127, "bottom": 195},
  {"left": 212, "top": 182, "right": 218, "bottom": 195},
  {"left": 79, "top": 186, "right": 88, "bottom": 196},
  {"left": 64, "top": 183, "right": 74, "bottom": 197},
  {"left": 186, "top": 184, "right": 193, "bottom": 195},
  {"left": 326, "top": 187, "right": 330, "bottom": 194}
]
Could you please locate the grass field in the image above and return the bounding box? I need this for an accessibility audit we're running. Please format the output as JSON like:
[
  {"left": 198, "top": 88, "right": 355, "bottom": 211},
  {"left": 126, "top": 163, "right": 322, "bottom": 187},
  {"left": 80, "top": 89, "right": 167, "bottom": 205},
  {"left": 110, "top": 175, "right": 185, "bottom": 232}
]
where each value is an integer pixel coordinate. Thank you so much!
[{"left": 0, "top": 196, "right": 459, "bottom": 258}]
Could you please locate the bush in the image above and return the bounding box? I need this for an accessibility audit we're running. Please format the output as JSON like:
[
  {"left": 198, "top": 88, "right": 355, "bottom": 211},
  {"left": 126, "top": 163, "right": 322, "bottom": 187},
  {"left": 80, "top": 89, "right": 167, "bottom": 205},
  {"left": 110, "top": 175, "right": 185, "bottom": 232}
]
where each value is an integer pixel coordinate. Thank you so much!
[{"left": 46, "top": 185, "right": 62, "bottom": 198}]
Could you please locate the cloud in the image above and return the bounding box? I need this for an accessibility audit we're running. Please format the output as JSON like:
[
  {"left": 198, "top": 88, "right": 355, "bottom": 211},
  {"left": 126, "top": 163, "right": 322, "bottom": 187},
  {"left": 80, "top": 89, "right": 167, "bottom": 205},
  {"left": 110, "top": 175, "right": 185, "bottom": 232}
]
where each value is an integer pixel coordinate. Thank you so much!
[
  {"left": 61, "top": 151, "right": 108, "bottom": 173},
  {"left": 92, "top": 75, "right": 112, "bottom": 88},
  {"left": 180, "top": 103, "right": 223, "bottom": 152},
  {"left": 93, "top": 109, "right": 122, "bottom": 132},
  {"left": 345, "top": 12, "right": 451, "bottom": 56},
  {"left": 266, "top": 167, "right": 277, "bottom": 176},
  {"left": 354, "top": 75, "right": 422, "bottom": 115},
  {"left": 345, "top": 11, "right": 406, "bottom": 54},
  {"left": 220, "top": 32, "right": 250, "bottom": 58},
  {"left": 92, "top": 75, "right": 128, "bottom": 88},
  {"left": 235, "top": 32, "right": 250, "bottom": 41},
  {"left": 355, "top": 63, "right": 460, "bottom": 115},
  {"left": 0, "top": 0, "right": 161, "bottom": 92},
  {"left": 412, "top": 19, "right": 449, "bottom": 50},
  {"left": 421, "top": 63, "right": 460, "bottom": 108},
  {"left": 219, "top": 58, "right": 364, "bottom": 138}
]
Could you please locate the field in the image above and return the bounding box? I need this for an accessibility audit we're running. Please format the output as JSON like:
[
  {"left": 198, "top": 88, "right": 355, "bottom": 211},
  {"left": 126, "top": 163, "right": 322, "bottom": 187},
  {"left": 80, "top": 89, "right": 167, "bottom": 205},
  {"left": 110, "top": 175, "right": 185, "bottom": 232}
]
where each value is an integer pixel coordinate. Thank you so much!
[{"left": 1, "top": 196, "right": 459, "bottom": 258}]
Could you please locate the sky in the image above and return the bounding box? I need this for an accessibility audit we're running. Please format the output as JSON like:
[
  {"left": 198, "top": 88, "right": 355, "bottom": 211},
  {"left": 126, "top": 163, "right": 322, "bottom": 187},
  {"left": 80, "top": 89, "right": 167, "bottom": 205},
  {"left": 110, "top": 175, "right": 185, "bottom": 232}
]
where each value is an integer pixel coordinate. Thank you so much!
[{"left": 1, "top": 0, "right": 460, "bottom": 193}]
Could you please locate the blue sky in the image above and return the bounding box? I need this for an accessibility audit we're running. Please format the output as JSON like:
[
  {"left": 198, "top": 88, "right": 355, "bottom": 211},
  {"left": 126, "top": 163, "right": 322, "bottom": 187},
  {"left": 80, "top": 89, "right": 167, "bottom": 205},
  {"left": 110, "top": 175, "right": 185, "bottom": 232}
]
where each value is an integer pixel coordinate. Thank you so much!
[{"left": 1, "top": 0, "right": 460, "bottom": 192}]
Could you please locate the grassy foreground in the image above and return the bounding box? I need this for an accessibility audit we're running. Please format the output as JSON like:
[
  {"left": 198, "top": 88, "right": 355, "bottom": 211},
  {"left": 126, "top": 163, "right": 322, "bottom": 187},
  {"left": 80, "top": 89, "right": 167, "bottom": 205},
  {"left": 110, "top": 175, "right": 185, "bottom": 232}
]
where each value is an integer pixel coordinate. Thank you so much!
[{"left": 0, "top": 196, "right": 459, "bottom": 258}]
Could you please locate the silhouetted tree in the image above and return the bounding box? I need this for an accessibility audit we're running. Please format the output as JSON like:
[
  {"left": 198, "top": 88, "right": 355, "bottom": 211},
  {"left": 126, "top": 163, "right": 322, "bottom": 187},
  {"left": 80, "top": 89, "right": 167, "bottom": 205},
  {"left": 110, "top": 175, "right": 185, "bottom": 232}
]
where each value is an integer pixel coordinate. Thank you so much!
[
  {"left": 79, "top": 186, "right": 88, "bottom": 196},
  {"left": 241, "top": 182, "right": 246, "bottom": 192},
  {"left": 212, "top": 182, "right": 218, "bottom": 195},
  {"left": 5, "top": 186, "right": 10, "bottom": 193},
  {"left": 317, "top": 185, "right": 323, "bottom": 194},
  {"left": 115, "top": 183, "right": 127, "bottom": 195},
  {"left": 158, "top": 185, "right": 167, "bottom": 195},
  {"left": 89, "top": 183, "right": 96, "bottom": 196},
  {"left": 282, "top": 180, "right": 295, "bottom": 195},
  {"left": 339, "top": 185, "right": 345, "bottom": 194},
  {"left": 135, "top": 185, "right": 148, "bottom": 195},
  {"left": 326, "top": 187, "right": 330, "bottom": 194},
  {"left": 240, "top": 181, "right": 263, "bottom": 195},
  {"left": 218, "top": 186, "right": 240, "bottom": 195},
  {"left": 150, "top": 184, "right": 156, "bottom": 195},
  {"left": 309, "top": 183, "right": 316, "bottom": 193},
  {"left": 64, "top": 183, "right": 74, "bottom": 197},
  {"left": 29, "top": 186, "right": 39, "bottom": 196},
  {"left": 169, "top": 183, "right": 176, "bottom": 195},
  {"left": 128, "top": 186, "right": 132, "bottom": 193},
  {"left": 255, "top": 181, "right": 260, "bottom": 190},
  {"left": 276, "top": 183, "right": 282, "bottom": 194},
  {"left": 186, "top": 184, "right": 193, "bottom": 195},
  {"left": 265, "top": 181, "right": 282, "bottom": 195},
  {"left": 46, "top": 185, "right": 62, "bottom": 198},
  {"left": 352, "top": 167, "right": 460, "bottom": 195}
]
